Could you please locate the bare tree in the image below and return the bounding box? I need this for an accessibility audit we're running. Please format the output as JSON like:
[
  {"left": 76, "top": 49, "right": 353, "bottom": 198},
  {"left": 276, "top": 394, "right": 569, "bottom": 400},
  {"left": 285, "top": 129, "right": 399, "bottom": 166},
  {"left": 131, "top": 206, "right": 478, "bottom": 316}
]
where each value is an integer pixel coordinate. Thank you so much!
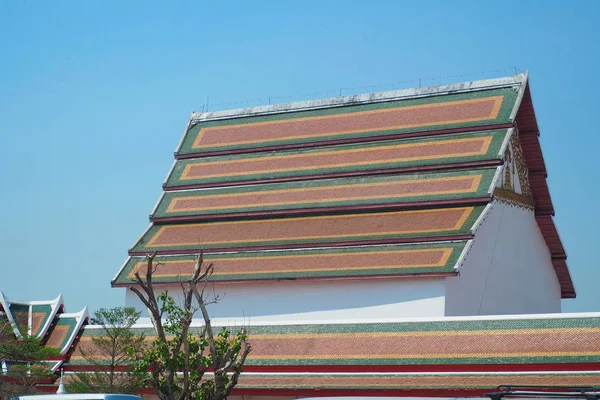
[{"left": 129, "top": 252, "right": 251, "bottom": 400}]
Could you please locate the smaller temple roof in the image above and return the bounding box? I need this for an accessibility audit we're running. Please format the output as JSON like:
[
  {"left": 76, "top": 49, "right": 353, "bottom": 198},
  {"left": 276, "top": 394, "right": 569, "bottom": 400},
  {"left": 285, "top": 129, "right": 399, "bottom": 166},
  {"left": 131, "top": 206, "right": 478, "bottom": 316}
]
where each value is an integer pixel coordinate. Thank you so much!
[
  {"left": 0, "top": 291, "right": 63, "bottom": 339},
  {"left": 0, "top": 290, "right": 88, "bottom": 373}
]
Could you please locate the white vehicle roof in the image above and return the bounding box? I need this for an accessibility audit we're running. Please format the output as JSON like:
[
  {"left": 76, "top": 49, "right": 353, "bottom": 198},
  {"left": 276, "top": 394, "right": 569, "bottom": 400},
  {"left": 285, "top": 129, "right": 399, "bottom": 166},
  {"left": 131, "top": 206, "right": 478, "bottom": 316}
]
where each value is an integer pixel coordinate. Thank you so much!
[{"left": 13, "top": 395, "right": 143, "bottom": 400}]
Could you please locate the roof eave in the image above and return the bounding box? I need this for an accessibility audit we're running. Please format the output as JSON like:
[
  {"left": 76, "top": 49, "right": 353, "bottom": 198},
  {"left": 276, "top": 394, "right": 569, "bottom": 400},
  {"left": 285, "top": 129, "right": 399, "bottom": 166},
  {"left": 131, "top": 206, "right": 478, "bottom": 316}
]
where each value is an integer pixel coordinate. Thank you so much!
[{"left": 515, "top": 79, "right": 574, "bottom": 298}]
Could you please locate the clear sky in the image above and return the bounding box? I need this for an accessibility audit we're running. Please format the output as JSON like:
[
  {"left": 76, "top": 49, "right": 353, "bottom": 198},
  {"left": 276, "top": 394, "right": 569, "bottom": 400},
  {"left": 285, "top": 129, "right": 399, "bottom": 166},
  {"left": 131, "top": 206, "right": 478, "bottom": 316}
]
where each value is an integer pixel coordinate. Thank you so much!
[{"left": 0, "top": 0, "right": 598, "bottom": 314}]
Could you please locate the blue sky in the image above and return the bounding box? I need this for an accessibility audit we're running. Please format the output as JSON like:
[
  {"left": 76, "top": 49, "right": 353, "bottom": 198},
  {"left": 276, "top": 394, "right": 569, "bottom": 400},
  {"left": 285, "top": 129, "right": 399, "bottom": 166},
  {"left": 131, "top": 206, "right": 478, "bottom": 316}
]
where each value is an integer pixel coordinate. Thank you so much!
[{"left": 0, "top": 1, "right": 598, "bottom": 314}]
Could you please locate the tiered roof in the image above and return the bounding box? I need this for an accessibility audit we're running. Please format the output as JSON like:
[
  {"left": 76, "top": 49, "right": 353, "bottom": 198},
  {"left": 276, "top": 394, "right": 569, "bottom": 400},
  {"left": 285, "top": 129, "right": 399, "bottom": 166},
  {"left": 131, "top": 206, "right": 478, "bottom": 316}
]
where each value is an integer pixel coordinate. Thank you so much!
[{"left": 112, "top": 73, "right": 573, "bottom": 297}]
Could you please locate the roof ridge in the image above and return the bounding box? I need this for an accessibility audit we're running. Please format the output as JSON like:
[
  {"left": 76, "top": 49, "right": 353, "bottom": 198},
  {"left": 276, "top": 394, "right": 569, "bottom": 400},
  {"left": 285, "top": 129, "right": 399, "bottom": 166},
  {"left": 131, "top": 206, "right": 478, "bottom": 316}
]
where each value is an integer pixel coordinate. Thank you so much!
[{"left": 189, "top": 73, "right": 527, "bottom": 123}]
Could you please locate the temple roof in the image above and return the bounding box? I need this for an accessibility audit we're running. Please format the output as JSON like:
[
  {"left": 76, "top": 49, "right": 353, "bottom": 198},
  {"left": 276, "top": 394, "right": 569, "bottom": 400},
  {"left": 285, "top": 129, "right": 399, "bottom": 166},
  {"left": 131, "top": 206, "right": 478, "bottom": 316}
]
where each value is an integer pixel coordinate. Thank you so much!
[
  {"left": 0, "top": 291, "right": 87, "bottom": 371},
  {"left": 112, "top": 73, "right": 574, "bottom": 298},
  {"left": 0, "top": 291, "right": 63, "bottom": 339},
  {"left": 61, "top": 313, "right": 600, "bottom": 395}
]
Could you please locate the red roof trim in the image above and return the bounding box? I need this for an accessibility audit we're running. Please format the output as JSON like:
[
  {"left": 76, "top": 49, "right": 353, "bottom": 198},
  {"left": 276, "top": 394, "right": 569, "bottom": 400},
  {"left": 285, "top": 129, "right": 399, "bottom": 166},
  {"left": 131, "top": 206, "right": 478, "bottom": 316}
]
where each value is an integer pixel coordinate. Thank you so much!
[
  {"left": 64, "top": 362, "right": 600, "bottom": 374},
  {"left": 516, "top": 84, "right": 574, "bottom": 298}
]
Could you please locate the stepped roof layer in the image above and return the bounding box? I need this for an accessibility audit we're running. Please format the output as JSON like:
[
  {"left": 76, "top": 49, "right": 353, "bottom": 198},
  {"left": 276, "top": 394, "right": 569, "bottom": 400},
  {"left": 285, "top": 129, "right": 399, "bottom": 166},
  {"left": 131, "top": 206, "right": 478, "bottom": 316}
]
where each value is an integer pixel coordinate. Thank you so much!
[
  {"left": 113, "top": 73, "right": 574, "bottom": 297},
  {"left": 61, "top": 313, "right": 600, "bottom": 396}
]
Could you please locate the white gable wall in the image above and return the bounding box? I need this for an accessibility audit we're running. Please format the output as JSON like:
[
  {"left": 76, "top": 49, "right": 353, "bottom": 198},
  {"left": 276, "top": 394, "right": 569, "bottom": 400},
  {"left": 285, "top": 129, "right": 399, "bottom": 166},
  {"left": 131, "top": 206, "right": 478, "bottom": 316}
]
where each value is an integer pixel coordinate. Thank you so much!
[
  {"left": 445, "top": 200, "right": 561, "bottom": 316},
  {"left": 125, "top": 276, "right": 446, "bottom": 324}
]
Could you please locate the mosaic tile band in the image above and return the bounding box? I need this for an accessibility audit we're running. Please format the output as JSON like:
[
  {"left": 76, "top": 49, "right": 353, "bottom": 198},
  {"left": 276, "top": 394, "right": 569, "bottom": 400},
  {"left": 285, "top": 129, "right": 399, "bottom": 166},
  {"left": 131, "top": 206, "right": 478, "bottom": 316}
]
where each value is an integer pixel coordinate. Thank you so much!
[
  {"left": 114, "top": 242, "right": 466, "bottom": 284},
  {"left": 132, "top": 206, "right": 484, "bottom": 253},
  {"left": 167, "top": 130, "right": 508, "bottom": 188},
  {"left": 68, "top": 316, "right": 600, "bottom": 367},
  {"left": 156, "top": 169, "right": 495, "bottom": 218},
  {"left": 177, "top": 87, "right": 517, "bottom": 154}
]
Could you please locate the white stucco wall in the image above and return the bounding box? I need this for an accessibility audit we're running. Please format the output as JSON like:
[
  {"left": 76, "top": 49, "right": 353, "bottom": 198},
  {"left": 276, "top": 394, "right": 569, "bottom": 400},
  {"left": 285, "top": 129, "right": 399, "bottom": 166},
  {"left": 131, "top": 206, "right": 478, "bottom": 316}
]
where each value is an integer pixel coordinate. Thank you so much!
[
  {"left": 125, "top": 276, "right": 446, "bottom": 324},
  {"left": 445, "top": 200, "right": 561, "bottom": 316}
]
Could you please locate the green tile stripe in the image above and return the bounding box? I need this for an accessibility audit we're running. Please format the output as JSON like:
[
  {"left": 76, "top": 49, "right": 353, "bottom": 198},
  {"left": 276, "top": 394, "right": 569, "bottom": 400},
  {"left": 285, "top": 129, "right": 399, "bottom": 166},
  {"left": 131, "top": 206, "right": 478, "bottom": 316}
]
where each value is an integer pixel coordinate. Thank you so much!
[
  {"left": 155, "top": 169, "right": 496, "bottom": 218},
  {"left": 166, "top": 129, "right": 508, "bottom": 188},
  {"left": 114, "top": 241, "right": 467, "bottom": 285},
  {"left": 131, "top": 205, "right": 486, "bottom": 253},
  {"left": 31, "top": 304, "right": 53, "bottom": 336},
  {"left": 177, "top": 87, "right": 518, "bottom": 155}
]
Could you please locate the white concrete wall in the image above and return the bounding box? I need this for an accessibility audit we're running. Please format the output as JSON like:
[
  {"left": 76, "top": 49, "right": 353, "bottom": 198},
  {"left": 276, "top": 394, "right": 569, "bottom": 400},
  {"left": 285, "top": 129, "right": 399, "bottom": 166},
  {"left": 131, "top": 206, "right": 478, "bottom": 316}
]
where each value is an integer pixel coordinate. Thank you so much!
[
  {"left": 445, "top": 200, "right": 561, "bottom": 316},
  {"left": 125, "top": 276, "right": 446, "bottom": 324}
]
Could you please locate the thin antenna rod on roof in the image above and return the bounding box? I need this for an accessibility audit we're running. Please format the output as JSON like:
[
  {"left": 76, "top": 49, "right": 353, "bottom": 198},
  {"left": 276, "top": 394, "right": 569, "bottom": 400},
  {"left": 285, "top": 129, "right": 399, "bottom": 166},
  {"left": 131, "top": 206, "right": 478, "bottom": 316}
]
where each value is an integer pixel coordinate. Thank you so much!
[{"left": 206, "top": 96, "right": 209, "bottom": 112}]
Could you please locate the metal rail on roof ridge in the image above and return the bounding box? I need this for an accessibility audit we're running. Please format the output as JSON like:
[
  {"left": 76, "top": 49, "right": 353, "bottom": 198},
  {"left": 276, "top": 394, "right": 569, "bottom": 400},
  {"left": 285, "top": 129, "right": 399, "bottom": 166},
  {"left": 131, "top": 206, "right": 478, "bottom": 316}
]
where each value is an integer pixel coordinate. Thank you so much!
[{"left": 199, "top": 66, "right": 523, "bottom": 113}]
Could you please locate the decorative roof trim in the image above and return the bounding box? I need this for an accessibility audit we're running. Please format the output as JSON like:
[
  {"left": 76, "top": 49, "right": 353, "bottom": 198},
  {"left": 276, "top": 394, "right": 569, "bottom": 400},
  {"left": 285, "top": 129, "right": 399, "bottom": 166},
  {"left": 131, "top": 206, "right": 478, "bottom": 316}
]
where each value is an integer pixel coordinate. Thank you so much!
[
  {"left": 0, "top": 291, "right": 20, "bottom": 337},
  {"left": 454, "top": 239, "right": 475, "bottom": 272},
  {"left": 498, "top": 127, "right": 515, "bottom": 159},
  {"left": 493, "top": 188, "right": 536, "bottom": 211},
  {"left": 149, "top": 191, "right": 165, "bottom": 219},
  {"left": 42, "top": 360, "right": 64, "bottom": 373},
  {"left": 510, "top": 71, "right": 529, "bottom": 121},
  {"left": 173, "top": 112, "right": 195, "bottom": 157},
  {"left": 469, "top": 202, "right": 493, "bottom": 233},
  {"left": 488, "top": 166, "right": 504, "bottom": 195},
  {"left": 111, "top": 257, "right": 133, "bottom": 286}
]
